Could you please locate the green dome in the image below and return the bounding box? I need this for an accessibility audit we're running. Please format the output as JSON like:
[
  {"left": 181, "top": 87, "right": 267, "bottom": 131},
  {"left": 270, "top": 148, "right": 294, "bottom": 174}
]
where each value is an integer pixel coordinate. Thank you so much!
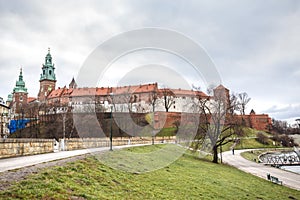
[
  {"left": 13, "top": 68, "right": 28, "bottom": 94},
  {"left": 7, "top": 93, "right": 13, "bottom": 102}
]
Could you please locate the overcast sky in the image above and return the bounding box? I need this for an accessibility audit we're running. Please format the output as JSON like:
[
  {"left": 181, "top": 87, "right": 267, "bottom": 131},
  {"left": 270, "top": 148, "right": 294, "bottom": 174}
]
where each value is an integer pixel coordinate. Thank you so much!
[{"left": 0, "top": 0, "right": 299, "bottom": 125}]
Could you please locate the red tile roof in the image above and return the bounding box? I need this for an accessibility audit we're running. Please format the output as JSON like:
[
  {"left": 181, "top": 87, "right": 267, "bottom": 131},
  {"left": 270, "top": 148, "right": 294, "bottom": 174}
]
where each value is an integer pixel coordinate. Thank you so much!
[
  {"left": 46, "top": 83, "right": 211, "bottom": 101},
  {"left": 157, "top": 88, "right": 208, "bottom": 98},
  {"left": 27, "top": 97, "right": 36, "bottom": 103},
  {"left": 70, "top": 88, "right": 98, "bottom": 97},
  {"left": 214, "top": 84, "right": 229, "bottom": 91},
  {"left": 47, "top": 88, "right": 65, "bottom": 99},
  {"left": 112, "top": 83, "right": 157, "bottom": 95}
]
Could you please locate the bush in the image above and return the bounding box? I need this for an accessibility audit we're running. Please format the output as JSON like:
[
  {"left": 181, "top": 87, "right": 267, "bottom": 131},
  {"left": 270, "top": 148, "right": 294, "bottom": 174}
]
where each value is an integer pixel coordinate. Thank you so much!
[
  {"left": 272, "top": 134, "right": 296, "bottom": 147},
  {"left": 279, "top": 134, "right": 295, "bottom": 147},
  {"left": 256, "top": 132, "right": 269, "bottom": 145}
]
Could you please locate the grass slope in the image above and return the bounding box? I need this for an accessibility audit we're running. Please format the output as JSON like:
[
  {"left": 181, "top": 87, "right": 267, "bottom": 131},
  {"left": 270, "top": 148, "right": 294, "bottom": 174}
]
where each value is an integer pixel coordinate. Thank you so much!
[{"left": 0, "top": 145, "right": 299, "bottom": 200}]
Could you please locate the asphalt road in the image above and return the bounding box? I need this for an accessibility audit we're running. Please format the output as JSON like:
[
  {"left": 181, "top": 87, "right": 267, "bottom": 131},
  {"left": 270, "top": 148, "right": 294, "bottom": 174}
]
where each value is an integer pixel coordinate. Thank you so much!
[{"left": 222, "top": 149, "right": 300, "bottom": 191}]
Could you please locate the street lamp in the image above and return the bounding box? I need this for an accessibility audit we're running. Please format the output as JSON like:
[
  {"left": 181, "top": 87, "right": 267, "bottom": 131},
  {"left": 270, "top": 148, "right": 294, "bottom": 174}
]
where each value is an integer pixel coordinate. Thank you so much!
[{"left": 110, "top": 104, "right": 113, "bottom": 151}]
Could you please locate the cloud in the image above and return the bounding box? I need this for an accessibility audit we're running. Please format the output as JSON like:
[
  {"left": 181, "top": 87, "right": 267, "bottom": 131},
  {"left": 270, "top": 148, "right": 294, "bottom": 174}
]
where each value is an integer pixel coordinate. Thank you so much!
[
  {"left": 263, "top": 104, "right": 300, "bottom": 120},
  {"left": 0, "top": 0, "right": 299, "bottom": 122}
]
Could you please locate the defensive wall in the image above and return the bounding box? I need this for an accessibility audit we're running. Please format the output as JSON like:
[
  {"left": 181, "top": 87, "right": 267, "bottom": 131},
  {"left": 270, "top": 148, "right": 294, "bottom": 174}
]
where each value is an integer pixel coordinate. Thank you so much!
[
  {"left": 0, "top": 138, "right": 54, "bottom": 158},
  {"left": 0, "top": 136, "right": 176, "bottom": 159}
]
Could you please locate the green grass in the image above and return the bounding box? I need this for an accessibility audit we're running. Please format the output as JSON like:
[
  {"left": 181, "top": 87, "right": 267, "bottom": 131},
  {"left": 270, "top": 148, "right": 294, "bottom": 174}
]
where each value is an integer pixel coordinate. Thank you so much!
[
  {"left": 156, "top": 127, "right": 177, "bottom": 136},
  {"left": 235, "top": 138, "right": 277, "bottom": 149},
  {"left": 221, "top": 128, "right": 281, "bottom": 152},
  {"left": 222, "top": 138, "right": 276, "bottom": 152},
  {"left": 0, "top": 145, "right": 299, "bottom": 200},
  {"left": 240, "top": 150, "right": 266, "bottom": 162}
]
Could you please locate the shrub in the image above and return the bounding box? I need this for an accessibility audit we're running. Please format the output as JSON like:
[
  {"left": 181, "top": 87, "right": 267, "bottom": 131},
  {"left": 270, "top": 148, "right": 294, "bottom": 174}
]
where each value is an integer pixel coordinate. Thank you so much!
[
  {"left": 256, "top": 132, "right": 269, "bottom": 145},
  {"left": 279, "top": 134, "right": 295, "bottom": 147},
  {"left": 272, "top": 134, "right": 296, "bottom": 147}
]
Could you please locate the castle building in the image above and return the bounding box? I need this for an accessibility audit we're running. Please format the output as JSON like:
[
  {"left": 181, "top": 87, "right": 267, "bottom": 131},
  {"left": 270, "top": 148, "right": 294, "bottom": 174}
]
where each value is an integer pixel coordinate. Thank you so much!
[
  {"left": 6, "top": 48, "right": 272, "bottom": 133},
  {"left": 242, "top": 109, "right": 272, "bottom": 131}
]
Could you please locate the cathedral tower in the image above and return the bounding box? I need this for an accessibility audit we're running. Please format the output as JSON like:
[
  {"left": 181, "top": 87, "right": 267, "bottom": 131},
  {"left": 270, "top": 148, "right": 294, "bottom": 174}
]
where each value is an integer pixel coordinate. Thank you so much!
[
  {"left": 12, "top": 68, "right": 28, "bottom": 114},
  {"left": 38, "top": 48, "right": 56, "bottom": 101}
]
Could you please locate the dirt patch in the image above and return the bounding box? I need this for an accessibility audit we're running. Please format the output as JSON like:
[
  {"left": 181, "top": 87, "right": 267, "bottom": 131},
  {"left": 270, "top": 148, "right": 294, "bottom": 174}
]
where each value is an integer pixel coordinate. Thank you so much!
[{"left": 0, "top": 154, "right": 88, "bottom": 191}]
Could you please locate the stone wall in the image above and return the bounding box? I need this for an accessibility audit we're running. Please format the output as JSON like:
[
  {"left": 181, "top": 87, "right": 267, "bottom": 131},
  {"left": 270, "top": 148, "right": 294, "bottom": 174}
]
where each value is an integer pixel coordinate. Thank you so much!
[
  {"left": 63, "top": 138, "right": 109, "bottom": 150},
  {"left": 0, "top": 138, "right": 55, "bottom": 159},
  {"left": 63, "top": 136, "right": 176, "bottom": 151},
  {"left": 0, "top": 136, "right": 177, "bottom": 159}
]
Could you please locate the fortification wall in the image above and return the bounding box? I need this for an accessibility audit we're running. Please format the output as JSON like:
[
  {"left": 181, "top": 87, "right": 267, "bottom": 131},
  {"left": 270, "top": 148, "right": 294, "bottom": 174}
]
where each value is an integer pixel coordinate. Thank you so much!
[
  {"left": 0, "top": 136, "right": 176, "bottom": 158},
  {"left": 0, "top": 138, "right": 55, "bottom": 158}
]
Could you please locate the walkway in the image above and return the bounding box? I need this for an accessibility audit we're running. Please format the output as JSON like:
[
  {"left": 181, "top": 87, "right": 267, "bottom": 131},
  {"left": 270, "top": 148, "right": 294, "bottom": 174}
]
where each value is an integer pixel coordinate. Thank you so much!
[
  {"left": 222, "top": 149, "right": 300, "bottom": 191},
  {"left": 0, "top": 144, "right": 149, "bottom": 173}
]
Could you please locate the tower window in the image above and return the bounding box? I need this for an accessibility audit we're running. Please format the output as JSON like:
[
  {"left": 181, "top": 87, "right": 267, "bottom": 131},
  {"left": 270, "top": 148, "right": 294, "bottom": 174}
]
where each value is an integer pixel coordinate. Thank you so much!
[
  {"left": 43, "top": 70, "right": 45, "bottom": 75},
  {"left": 49, "top": 70, "right": 52, "bottom": 75}
]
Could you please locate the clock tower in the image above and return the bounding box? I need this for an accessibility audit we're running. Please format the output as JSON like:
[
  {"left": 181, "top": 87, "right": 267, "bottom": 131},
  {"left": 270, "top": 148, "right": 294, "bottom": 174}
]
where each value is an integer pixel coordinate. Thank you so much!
[{"left": 38, "top": 48, "right": 56, "bottom": 102}]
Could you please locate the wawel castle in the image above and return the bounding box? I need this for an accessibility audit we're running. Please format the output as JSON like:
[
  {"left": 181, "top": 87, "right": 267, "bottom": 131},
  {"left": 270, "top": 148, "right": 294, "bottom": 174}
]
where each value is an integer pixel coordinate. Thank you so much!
[{"left": 0, "top": 49, "right": 272, "bottom": 138}]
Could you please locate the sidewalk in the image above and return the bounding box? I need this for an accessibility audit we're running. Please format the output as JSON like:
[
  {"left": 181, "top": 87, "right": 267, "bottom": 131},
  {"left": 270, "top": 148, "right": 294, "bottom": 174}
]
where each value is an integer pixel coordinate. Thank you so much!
[
  {"left": 0, "top": 143, "right": 149, "bottom": 173},
  {"left": 222, "top": 149, "right": 300, "bottom": 191}
]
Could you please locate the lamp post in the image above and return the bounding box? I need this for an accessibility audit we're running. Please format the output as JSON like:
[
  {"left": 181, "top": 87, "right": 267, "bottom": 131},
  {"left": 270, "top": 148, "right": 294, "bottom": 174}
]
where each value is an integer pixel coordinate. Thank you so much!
[
  {"left": 110, "top": 104, "right": 113, "bottom": 151},
  {"left": 0, "top": 113, "right": 3, "bottom": 138},
  {"left": 20, "top": 108, "right": 24, "bottom": 138}
]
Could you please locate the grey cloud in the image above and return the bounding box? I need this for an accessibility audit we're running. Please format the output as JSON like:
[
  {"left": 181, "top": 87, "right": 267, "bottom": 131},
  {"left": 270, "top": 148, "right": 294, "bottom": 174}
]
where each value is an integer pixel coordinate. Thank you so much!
[
  {"left": 0, "top": 0, "right": 299, "bottom": 122},
  {"left": 264, "top": 104, "right": 300, "bottom": 120}
]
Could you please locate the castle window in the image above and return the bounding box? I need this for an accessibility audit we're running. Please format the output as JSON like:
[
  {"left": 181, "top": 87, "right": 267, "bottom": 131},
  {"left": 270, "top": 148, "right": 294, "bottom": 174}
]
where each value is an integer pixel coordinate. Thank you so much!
[
  {"left": 43, "top": 70, "right": 45, "bottom": 75},
  {"left": 49, "top": 70, "right": 52, "bottom": 75}
]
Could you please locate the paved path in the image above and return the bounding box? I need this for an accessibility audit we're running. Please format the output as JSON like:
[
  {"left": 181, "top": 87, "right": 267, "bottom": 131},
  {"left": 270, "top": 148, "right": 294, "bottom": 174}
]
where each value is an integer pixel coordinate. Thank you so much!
[
  {"left": 222, "top": 149, "right": 300, "bottom": 191},
  {"left": 0, "top": 144, "right": 149, "bottom": 173}
]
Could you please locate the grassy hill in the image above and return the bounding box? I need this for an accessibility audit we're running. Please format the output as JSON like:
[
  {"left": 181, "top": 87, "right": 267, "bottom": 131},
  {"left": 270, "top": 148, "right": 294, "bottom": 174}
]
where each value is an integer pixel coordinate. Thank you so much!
[{"left": 0, "top": 145, "right": 299, "bottom": 199}]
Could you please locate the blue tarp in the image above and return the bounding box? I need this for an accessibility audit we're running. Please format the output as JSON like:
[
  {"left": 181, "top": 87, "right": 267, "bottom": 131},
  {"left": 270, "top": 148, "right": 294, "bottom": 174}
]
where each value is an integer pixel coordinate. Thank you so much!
[{"left": 9, "top": 119, "right": 30, "bottom": 133}]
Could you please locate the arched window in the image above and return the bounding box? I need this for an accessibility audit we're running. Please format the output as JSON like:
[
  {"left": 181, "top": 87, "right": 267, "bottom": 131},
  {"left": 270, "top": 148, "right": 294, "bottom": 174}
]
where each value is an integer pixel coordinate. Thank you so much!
[{"left": 49, "top": 70, "right": 52, "bottom": 75}]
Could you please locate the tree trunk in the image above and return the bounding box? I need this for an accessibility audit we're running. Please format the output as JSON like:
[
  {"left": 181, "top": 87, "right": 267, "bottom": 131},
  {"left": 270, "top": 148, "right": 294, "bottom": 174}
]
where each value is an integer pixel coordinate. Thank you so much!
[{"left": 212, "top": 145, "right": 218, "bottom": 163}]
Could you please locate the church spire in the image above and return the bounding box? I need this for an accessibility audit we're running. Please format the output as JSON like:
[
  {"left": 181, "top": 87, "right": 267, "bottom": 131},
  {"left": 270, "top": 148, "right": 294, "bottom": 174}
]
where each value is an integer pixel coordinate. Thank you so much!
[
  {"left": 19, "top": 67, "right": 23, "bottom": 81},
  {"left": 13, "top": 67, "right": 28, "bottom": 93},
  {"left": 40, "top": 48, "right": 56, "bottom": 81},
  {"left": 38, "top": 48, "right": 57, "bottom": 101}
]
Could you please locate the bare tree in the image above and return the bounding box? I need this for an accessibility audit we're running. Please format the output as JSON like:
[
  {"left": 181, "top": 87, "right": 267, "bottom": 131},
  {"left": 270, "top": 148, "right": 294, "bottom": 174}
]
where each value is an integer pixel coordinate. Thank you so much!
[
  {"left": 238, "top": 92, "right": 251, "bottom": 115},
  {"left": 149, "top": 91, "right": 158, "bottom": 112},
  {"left": 229, "top": 93, "right": 239, "bottom": 115},
  {"left": 193, "top": 87, "right": 244, "bottom": 163},
  {"left": 160, "top": 88, "right": 175, "bottom": 112}
]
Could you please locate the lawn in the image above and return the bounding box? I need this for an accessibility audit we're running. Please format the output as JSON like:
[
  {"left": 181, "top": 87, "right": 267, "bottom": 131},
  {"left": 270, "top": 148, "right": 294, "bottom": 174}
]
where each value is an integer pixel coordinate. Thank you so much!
[
  {"left": 0, "top": 145, "right": 299, "bottom": 200},
  {"left": 240, "top": 150, "right": 266, "bottom": 162}
]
